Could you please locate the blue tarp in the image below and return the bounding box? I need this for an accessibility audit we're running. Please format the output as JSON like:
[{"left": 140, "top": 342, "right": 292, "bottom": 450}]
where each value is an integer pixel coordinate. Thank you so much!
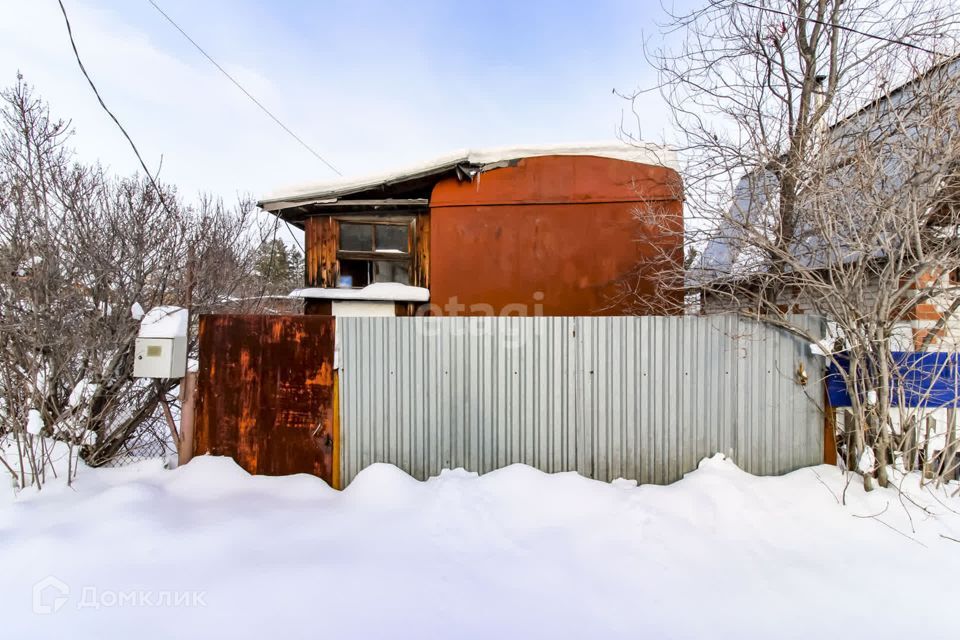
[{"left": 826, "top": 352, "right": 960, "bottom": 408}]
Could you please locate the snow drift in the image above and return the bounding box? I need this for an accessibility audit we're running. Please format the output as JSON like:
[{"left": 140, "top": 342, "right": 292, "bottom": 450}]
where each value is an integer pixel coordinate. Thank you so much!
[{"left": 0, "top": 452, "right": 957, "bottom": 639}]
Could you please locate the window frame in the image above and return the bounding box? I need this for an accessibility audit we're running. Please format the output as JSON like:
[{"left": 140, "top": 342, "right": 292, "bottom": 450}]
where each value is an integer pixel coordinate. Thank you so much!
[{"left": 334, "top": 215, "right": 416, "bottom": 288}]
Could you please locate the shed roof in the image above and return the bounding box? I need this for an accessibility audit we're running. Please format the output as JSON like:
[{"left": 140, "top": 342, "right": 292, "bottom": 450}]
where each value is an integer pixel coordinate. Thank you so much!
[{"left": 258, "top": 142, "right": 677, "bottom": 212}]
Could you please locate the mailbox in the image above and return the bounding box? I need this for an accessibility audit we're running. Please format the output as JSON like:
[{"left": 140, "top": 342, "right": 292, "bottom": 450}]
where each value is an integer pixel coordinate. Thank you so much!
[{"left": 134, "top": 336, "right": 187, "bottom": 379}]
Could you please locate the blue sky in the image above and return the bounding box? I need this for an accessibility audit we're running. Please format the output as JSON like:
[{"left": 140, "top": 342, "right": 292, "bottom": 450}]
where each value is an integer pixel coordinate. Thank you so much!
[{"left": 1, "top": 0, "right": 688, "bottom": 203}]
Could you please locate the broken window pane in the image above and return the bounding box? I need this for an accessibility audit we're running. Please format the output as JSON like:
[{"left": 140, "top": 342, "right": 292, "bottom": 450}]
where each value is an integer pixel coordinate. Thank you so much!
[
  {"left": 376, "top": 224, "right": 409, "bottom": 253},
  {"left": 340, "top": 223, "right": 373, "bottom": 251},
  {"left": 339, "top": 259, "right": 370, "bottom": 287}
]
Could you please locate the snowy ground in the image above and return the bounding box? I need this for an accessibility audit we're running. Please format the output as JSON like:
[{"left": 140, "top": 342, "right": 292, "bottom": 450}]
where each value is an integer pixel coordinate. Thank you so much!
[{"left": 1, "top": 453, "right": 959, "bottom": 640}]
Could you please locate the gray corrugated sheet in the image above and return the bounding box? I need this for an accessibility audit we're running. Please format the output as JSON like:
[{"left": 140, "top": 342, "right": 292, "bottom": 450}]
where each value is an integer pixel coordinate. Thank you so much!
[{"left": 336, "top": 315, "right": 824, "bottom": 485}]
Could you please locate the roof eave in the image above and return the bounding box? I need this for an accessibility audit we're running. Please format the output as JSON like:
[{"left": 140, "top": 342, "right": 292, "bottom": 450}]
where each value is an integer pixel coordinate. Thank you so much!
[{"left": 257, "top": 159, "right": 466, "bottom": 212}]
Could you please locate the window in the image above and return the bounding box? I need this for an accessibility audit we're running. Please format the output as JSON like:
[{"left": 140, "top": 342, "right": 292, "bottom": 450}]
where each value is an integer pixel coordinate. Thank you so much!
[
  {"left": 340, "top": 223, "right": 373, "bottom": 252},
  {"left": 336, "top": 219, "right": 413, "bottom": 287}
]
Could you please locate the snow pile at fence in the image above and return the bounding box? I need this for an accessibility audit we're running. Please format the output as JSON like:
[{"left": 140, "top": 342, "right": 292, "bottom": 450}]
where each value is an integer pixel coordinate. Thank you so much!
[{"left": 1, "top": 453, "right": 957, "bottom": 639}]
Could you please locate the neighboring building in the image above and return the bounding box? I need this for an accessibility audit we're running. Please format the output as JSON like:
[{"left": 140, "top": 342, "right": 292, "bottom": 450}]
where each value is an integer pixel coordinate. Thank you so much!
[
  {"left": 258, "top": 144, "right": 684, "bottom": 318},
  {"left": 699, "top": 57, "right": 960, "bottom": 353},
  {"left": 696, "top": 58, "right": 960, "bottom": 470}
]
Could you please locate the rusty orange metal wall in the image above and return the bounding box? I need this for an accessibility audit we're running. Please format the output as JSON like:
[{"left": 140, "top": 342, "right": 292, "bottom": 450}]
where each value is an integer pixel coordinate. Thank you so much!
[
  {"left": 428, "top": 155, "right": 684, "bottom": 316},
  {"left": 193, "top": 315, "right": 336, "bottom": 483},
  {"left": 823, "top": 388, "right": 838, "bottom": 466}
]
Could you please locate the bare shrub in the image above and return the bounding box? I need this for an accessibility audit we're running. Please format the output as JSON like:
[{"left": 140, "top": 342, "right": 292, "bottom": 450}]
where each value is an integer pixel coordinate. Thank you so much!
[
  {"left": 0, "top": 77, "right": 273, "bottom": 487},
  {"left": 621, "top": 0, "right": 960, "bottom": 489}
]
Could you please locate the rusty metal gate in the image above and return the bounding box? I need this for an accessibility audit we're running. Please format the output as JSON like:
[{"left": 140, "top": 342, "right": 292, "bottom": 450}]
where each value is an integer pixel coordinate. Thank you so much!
[{"left": 193, "top": 315, "right": 336, "bottom": 484}]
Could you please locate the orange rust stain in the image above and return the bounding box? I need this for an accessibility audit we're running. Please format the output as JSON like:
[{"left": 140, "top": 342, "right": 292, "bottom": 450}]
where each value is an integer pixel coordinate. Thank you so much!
[
  {"left": 193, "top": 315, "right": 336, "bottom": 484},
  {"left": 823, "top": 391, "right": 838, "bottom": 466},
  {"left": 430, "top": 154, "right": 682, "bottom": 207},
  {"left": 428, "top": 155, "right": 683, "bottom": 316},
  {"left": 299, "top": 155, "right": 682, "bottom": 318},
  {"left": 307, "top": 361, "right": 333, "bottom": 387}
]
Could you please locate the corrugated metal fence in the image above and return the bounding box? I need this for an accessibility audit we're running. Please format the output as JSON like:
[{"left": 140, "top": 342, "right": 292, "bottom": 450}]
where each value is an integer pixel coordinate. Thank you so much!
[{"left": 337, "top": 315, "right": 824, "bottom": 485}]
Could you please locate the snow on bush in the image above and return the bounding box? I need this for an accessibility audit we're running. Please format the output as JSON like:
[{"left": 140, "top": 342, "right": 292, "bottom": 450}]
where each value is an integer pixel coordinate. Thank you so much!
[{"left": 25, "top": 409, "right": 43, "bottom": 436}]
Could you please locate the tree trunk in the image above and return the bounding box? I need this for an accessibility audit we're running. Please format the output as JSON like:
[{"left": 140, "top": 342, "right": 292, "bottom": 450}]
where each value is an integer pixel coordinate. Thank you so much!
[
  {"left": 853, "top": 416, "right": 874, "bottom": 492},
  {"left": 923, "top": 415, "right": 937, "bottom": 480},
  {"left": 937, "top": 409, "right": 958, "bottom": 485},
  {"left": 844, "top": 410, "right": 857, "bottom": 470},
  {"left": 902, "top": 416, "right": 917, "bottom": 472},
  {"left": 876, "top": 420, "right": 890, "bottom": 489}
]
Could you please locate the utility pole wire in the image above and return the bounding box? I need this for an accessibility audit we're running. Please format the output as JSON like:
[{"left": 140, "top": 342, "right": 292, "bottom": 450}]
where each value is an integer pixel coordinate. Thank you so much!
[
  {"left": 146, "top": 0, "right": 342, "bottom": 176},
  {"left": 737, "top": 1, "right": 943, "bottom": 57},
  {"left": 57, "top": 0, "right": 176, "bottom": 217}
]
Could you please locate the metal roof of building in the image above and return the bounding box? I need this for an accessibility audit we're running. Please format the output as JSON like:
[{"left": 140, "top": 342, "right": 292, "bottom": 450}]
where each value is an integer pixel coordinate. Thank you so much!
[{"left": 258, "top": 142, "right": 677, "bottom": 212}]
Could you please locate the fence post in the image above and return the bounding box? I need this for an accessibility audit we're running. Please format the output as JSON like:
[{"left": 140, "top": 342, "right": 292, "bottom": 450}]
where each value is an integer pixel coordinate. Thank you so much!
[
  {"left": 902, "top": 415, "right": 917, "bottom": 472},
  {"left": 938, "top": 408, "right": 958, "bottom": 483},
  {"left": 178, "top": 371, "right": 198, "bottom": 467},
  {"left": 843, "top": 410, "right": 856, "bottom": 469},
  {"left": 823, "top": 396, "right": 837, "bottom": 466}
]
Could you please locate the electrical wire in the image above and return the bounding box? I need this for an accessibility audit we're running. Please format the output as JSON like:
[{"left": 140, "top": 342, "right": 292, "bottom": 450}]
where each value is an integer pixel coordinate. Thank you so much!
[
  {"left": 146, "top": 0, "right": 341, "bottom": 176},
  {"left": 57, "top": 0, "right": 176, "bottom": 217}
]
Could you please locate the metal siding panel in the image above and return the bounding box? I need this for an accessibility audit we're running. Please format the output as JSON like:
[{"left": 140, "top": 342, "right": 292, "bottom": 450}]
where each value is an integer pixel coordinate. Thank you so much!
[
  {"left": 337, "top": 315, "right": 824, "bottom": 485},
  {"left": 640, "top": 318, "right": 653, "bottom": 483}
]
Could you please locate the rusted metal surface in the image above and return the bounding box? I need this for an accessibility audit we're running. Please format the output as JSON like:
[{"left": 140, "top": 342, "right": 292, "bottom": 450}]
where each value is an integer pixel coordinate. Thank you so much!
[
  {"left": 428, "top": 155, "right": 684, "bottom": 316},
  {"left": 332, "top": 370, "right": 341, "bottom": 489},
  {"left": 414, "top": 212, "right": 430, "bottom": 289},
  {"left": 193, "top": 315, "right": 336, "bottom": 483},
  {"left": 430, "top": 154, "right": 681, "bottom": 206},
  {"left": 823, "top": 390, "right": 838, "bottom": 466}
]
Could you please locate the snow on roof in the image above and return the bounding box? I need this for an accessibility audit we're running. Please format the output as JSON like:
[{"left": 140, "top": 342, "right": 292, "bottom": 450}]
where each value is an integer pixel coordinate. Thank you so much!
[
  {"left": 290, "top": 283, "right": 430, "bottom": 302},
  {"left": 139, "top": 306, "right": 188, "bottom": 339},
  {"left": 260, "top": 142, "right": 677, "bottom": 209}
]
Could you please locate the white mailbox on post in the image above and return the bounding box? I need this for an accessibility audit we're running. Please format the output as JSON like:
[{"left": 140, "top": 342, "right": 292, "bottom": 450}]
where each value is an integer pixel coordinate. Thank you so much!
[
  {"left": 133, "top": 306, "right": 188, "bottom": 379},
  {"left": 134, "top": 336, "right": 187, "bottom": 378}
]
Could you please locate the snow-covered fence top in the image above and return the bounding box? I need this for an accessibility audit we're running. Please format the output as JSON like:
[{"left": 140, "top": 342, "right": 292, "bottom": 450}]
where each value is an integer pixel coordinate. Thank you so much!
[{"left": 336, "top": 315, "right": 825, "bottom": 485}]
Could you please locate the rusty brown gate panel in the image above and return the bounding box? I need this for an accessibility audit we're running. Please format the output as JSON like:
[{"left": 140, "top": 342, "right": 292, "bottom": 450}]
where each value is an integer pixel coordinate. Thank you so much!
[{"left": 193, "top": 315, "right": 336, "bottom": 484}]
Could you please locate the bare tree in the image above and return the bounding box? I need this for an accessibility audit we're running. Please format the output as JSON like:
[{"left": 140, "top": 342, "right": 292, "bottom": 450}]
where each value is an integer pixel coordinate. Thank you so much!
[
  {"left": 620, "top": 0, "right": 960, "bottom": 489},
  {"left": 0, "top": 77, "right": 273, "bottom": 488}
]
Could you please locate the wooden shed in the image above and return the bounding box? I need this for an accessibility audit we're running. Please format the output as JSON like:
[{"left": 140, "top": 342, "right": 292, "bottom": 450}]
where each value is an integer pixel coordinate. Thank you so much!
[{"left": 258, "top": 143, "right": 684, "bottom": 316}]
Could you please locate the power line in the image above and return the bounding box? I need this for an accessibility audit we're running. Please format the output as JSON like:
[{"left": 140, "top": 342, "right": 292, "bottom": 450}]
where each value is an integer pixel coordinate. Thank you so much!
[
  {"left": 146, "top": 0, "right": 342, "bottom": 176},
  {"left": 736, "top": 1, "right": 943, "bottom": 57},
  {"left": 57, "top": 0, "right": 176, "bottom": 217}
]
